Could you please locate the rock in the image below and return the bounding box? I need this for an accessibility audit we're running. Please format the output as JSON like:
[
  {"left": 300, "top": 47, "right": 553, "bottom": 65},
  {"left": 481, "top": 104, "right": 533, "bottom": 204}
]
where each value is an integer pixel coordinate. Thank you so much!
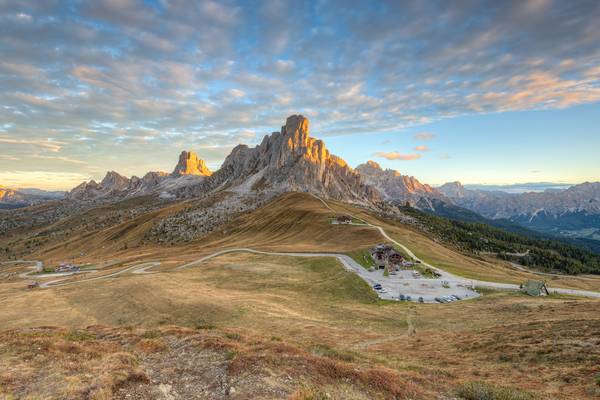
[
  {"left": 186, "top": 115, "right": 379, "bottom": 205},
  {"left": 355, "top": 160, "right": 442, "bottom": 206},
  {"left": 172, "top": 151, "right": 212, "bottom": 176},
  {"left": 67, "top": 153, "right": 211, "bottom": 201}
]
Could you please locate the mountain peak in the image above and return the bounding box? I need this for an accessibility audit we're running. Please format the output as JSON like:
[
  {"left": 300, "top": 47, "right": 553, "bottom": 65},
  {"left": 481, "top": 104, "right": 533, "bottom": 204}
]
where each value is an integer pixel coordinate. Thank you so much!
[
  {"left": 438, "top": 181, "right": 467, "bottom": 198},
  {"left": 365, "top": 160, "right": 382, "bottom": 170},
  {"left": 172, "top": 151, "right": 212, "bottom": 176},
  {"left": 284, "top": 114, "right": 309, "bottom": 136},
  {"left": 100, "top": 171, "right": 130, "bottom": 191}
]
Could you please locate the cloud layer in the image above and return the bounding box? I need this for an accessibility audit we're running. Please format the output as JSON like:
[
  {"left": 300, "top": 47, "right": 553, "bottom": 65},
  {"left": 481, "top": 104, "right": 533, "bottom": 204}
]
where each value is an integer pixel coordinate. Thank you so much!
[{"left": 1, "top": 0, "right": 599, "bottom": 188}]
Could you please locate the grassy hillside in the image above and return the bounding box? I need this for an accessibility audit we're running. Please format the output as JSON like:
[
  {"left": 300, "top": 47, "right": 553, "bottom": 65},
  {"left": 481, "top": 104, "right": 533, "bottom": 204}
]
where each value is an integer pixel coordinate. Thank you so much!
[
  {"left": 3, "top": 192, "right": 600, "bottom": 291},
  {"left": 399, "top": 204, "right": 600, "bottom": 275}
]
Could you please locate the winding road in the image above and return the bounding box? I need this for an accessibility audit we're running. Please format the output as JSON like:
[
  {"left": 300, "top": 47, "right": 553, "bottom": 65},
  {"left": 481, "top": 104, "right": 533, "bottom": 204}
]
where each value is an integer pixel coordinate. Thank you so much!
[{"left": 6, "top": 195, "right": 600, "bottom": 301}]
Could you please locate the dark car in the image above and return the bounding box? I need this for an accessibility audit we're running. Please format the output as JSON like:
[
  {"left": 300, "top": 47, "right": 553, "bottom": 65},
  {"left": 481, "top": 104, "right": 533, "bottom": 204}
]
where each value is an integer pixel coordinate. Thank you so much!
[
  {"left": 418, "top": 297, "right": 424, "bottom": 303},
  {"left": 399, "top": 294, "right": 405, "bottom": 301}
]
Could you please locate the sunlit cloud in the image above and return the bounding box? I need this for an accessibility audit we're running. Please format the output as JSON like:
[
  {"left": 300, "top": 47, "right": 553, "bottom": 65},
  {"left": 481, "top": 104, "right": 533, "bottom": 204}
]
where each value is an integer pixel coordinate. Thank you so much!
[
  {"left": 375, "top": 152, "right": 422, "bottom": 161},
  {"left": 413, "top": 132, "right": 436, "bottom": 141},
  {"left": 0, "top": 136, "right": 65, "bottom": 152},
  {"left": 414, "top": 145, "right": 429, "bottom": 152}
]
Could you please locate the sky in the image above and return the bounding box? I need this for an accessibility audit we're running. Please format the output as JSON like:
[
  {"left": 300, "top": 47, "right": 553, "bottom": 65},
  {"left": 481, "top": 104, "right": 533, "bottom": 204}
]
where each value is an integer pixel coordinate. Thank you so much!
[{"left": 0, "top": 0, "right": 599, "bottom": 190}]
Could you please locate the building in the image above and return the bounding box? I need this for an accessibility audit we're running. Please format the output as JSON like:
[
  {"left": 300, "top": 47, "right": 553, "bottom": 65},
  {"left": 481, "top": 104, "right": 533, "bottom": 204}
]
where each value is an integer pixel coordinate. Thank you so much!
[
  {"left": 521, "top": 280, "right": 549, "bottom": 296},
  {"left": 56, "top": 263, "right": 80, "bottom": 273},
  {"left": 331, "top": 215, "right": 352, "bottom": 224},
  {"left": 338, "top": 215, "right": 352, "bottom": 224},
  {"left": 369, "top": 244, "right": 406, "bottom": 271}
]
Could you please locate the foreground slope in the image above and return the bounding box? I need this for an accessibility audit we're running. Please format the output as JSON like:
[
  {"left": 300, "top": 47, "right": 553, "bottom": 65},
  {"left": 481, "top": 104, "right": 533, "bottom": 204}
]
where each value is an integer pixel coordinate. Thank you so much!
[{"left": 1, "top": 252, "right": 599, "bottom": 399}]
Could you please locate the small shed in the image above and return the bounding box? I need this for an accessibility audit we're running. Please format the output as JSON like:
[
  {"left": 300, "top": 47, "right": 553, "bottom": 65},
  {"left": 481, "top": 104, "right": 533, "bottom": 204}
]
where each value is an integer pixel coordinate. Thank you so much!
[
  {"left": 337, "top": 215, "right": 352, "bottom": 224},
  {"left": 522, "top": 280, "right": 549, "bottom": 296}
]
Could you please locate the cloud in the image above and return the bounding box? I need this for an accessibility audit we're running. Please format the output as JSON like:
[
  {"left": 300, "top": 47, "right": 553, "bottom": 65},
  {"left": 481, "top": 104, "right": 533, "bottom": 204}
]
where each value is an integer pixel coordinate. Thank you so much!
[
  {"left": 413, "top": 132, "right": 436, "bottom": 141},
  {"left": 0, "top": 136, "right": 65, "bottom": 152},
  {"left": 32, "top": 155, "right": 86, "bottom": 165},
  {"left": 375, "top": 151, "right": 422, "bottom": 161},
  {"left": 414, "top": 145, "right": 429, "bottom": 152},
  {"left": 0, "top": 1, "right": 599, "bottom": 187}
]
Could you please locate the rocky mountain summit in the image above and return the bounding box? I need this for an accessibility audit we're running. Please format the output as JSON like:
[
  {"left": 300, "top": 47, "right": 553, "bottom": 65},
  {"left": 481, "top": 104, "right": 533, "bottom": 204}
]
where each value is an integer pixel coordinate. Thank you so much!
[
  {"left": 182, "top": 115, "right": 379, "bottom": 204},
  {"left": 68, "top": 116, "right": 379, "bottom": 205},
  {"left": 355, "top": 160, "right": 443, "bottom": 207}
]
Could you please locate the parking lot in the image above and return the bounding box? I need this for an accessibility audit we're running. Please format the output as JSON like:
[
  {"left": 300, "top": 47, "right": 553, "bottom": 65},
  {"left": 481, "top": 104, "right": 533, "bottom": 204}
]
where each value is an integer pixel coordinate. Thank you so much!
[{"left": 367, "top": 267, "right": 480, "bottom": 303}]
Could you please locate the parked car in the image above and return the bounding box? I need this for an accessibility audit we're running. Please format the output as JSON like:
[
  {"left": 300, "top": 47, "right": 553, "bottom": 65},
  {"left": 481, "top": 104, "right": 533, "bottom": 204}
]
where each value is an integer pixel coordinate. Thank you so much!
[
  {"left": 373, "top": 284, "right": 382, "bottom": 289},
  {"left": 399, "top": 294, "right": 405, "bottom": 301},
  {"left": 418, "top": 297, "right": 424, "bottom": 303},
  {"left": 406, "top": 295, "right": 412, "bottom": 301},
  {"left": 451, "top": 295, "right": 461, "bottom": 301},
  {"left": 434, "top": 297, "right": 444, "bottom": 303}
]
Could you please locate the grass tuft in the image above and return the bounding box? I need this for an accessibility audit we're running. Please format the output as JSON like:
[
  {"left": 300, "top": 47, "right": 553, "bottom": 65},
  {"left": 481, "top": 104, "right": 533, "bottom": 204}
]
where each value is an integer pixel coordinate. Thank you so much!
[{"left": 455, "top": 381, "right": 534, "bottom": 400}]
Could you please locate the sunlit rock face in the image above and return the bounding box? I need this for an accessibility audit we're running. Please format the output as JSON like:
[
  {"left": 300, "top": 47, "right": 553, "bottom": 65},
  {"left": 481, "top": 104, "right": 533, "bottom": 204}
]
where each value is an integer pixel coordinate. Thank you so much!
[
  {"left": 0, "top": 185, "right": 19, "bottom": 202},
  {"left": 172, "top": 151, "right": 212, "bottom": 176},
  {"left": 356, "top": 160, "right": 442, "bottom": 206},
  {"left": 191, "top": 115, "right": 379, "bottom": 204}
]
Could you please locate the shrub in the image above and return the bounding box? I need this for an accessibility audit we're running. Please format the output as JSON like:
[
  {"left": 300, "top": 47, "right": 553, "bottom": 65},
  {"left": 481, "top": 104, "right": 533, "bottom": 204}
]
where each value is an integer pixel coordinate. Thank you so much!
[
  {"left": 455, "top": 381, "right": 534, "bottom": 400},
  {"left": 225, "top": 332, "right": 242, "bottom": 341},
  {"left": 289, "top": 386, "right": 329, "bottom": 400},
  {"left": 64, "top": 330, "right": 96, "bottom": 341}
]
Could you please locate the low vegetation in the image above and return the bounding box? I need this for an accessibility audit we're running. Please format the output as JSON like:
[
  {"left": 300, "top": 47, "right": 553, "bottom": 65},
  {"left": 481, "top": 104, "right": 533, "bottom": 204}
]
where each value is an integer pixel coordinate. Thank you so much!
[
  {"left": 455, "top": 381, "right": 534, "bottom": 400},
  {"left": 399, "top": 205, "right": 600, "bottom": 274}
]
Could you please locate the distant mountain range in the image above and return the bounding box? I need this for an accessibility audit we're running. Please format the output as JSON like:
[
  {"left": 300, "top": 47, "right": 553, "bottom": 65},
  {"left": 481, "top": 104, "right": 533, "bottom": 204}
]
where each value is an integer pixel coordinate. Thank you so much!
[
  {"left": 0, "top": 185, "right": 65, "bottom": 209},
  {"left": 67, "top": 150, "right": 212, "bottom": 202},
  {"left": 462, "top": 182, "right": 574, "bottom": 194},
  {"left": 438, "top": 181, "right": 600, "bottom": 244}
]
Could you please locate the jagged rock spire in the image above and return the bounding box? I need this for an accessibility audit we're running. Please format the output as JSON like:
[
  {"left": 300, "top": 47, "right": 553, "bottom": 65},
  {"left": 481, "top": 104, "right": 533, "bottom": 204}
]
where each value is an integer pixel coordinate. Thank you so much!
[{"left": 172, "top": 151, "right": 212, "bottom": 176}]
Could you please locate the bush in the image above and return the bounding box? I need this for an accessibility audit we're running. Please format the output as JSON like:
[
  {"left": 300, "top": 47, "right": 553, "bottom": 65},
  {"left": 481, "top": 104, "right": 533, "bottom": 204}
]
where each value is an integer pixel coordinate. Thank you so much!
[
  {"left": 455, "top": 381, "right": 534, "bottom": 400},
  {"left": 225, "top": 332, "right": 242, "bottom": 341},
  {"left": 289, "top": 385, "right": 329, "bottom": 400},
  {"left": 64, "top": 330, "right": 96, "bottom": 341}
]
